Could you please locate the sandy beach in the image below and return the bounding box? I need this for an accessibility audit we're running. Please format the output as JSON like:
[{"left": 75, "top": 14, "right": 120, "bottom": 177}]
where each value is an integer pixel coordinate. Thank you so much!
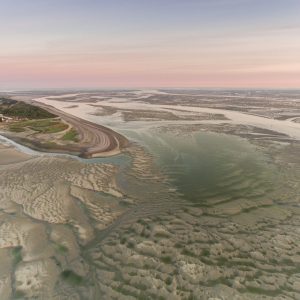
[
  {"left": 0, "top": 144, "right": 32, "bottom": 165},
  {"left": 1, "top": 90, "right": 299, "bottom": 299},
  {"left": 33, "top": 92, "right": 300, "bottom": 141},
  {"left": 34, "top": 100, "right": 128, "bottom": 157},
  {"left": 0, "top": 98, "right": 129, "bottom": 159}
]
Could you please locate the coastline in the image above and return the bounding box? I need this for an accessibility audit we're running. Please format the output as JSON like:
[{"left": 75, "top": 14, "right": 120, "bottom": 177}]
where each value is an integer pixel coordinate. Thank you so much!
[
  {"left": 32, "top": 93, "right": 300, "bottom": 142},
  {"left": 1, "top": 99, "right": 129, "bottom": 159}
]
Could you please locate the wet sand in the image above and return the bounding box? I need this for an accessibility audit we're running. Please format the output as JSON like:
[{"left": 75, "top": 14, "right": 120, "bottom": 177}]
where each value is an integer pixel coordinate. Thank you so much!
[
  {"left": 1, "top": 90, "right": 299, "bottom": 299},
  {"left": 1, "top": 98, "right": 128, "bottom": 159},
  {"left": 33, "top": 92, "right": 300, "bottom": 141},
  {"left": 0, "top": 143, "right": 126, "bottom": 299},
  {"left": 34, "top": 100, "right": 128, "bottom": 157},
  {"left": 0, "top": 144, "right": 32, "bottom": 165}
]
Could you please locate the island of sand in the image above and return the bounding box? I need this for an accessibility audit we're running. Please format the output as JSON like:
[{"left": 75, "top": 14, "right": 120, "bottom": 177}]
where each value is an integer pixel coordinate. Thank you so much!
[{"left": 0, "top": 97, "right": 128, "bottom": 158}]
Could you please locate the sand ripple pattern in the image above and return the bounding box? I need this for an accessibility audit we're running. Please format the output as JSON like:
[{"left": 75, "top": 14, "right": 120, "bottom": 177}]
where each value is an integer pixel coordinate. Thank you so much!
[{"left": 0, "top": 156, "right": 125, "bottom": 299}]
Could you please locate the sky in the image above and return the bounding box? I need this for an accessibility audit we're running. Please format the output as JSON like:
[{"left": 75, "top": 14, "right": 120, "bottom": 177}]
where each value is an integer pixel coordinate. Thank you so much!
[{"left": 0, "top": 0, "right": 300, "bottom": 89}]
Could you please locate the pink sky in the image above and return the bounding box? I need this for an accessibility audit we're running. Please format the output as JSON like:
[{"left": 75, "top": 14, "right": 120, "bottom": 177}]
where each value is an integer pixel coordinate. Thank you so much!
[{"left": 1, "top": 0, "right": 300, "bottom": 89}]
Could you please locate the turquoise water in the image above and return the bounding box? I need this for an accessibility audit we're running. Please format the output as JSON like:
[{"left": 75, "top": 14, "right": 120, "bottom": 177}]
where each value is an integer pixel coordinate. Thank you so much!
[{"left": 128, "top": 130, "right": 276, "bottom": 205}]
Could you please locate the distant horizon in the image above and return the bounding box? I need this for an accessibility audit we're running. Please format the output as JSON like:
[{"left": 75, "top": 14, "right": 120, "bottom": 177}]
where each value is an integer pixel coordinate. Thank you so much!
[
  {"left": 2, "top": 86, "right": 300, "bottom": 93},
  {"left": 1, "top": 0, "right": 300, "bottom": 89}
]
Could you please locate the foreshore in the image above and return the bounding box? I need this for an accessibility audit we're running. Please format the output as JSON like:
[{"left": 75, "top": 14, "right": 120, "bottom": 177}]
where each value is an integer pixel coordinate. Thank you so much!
[{"left": 1, "top": 99, "right": 129, "bottom": 158}]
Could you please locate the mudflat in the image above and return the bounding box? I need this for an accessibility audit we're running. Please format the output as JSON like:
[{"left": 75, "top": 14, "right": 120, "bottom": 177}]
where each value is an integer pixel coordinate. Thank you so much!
[
  {"left": 0, "top": 144, "right": 31, "bottom": 165},
  {"left": 0, "top": 89, "right": 299, "bottom": 299}
]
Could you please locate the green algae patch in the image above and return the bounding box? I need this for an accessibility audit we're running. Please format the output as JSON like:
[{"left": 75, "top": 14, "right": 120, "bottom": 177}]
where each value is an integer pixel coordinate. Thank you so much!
[
  {"left": 61, "top": 270, "right": 84, "bottom": 285},
  {"left": 62, "top": 128, "right": 79, "bottom": 142}
]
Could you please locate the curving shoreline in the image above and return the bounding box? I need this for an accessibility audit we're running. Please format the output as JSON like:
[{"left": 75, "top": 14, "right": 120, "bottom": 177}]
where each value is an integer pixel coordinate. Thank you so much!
[{"left": 1, "top": 99, "right": 129, "bottom": 158}]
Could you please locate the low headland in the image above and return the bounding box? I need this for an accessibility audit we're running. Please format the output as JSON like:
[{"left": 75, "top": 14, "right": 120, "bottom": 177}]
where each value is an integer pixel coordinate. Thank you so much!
[{"left": 0, "top": 97, "right": 128, "bottom": 158}]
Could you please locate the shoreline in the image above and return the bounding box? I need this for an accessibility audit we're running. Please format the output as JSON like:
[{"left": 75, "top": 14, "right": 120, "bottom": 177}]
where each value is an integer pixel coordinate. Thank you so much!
[
  {"left": 1, "top": 99, "right": 129, "bottom": 159},
  {"left": 32, "top": 93, "right": 300, "bottom": 142}
]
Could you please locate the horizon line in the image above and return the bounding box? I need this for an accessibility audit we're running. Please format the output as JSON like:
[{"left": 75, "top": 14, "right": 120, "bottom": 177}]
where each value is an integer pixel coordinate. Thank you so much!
[{"left": 2, "top": 86, "right": 300, "bottom": 92}]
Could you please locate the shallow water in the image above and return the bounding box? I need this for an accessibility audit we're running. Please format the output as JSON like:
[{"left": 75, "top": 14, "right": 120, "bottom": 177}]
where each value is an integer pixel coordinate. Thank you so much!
[
  {"left": 127, "top": 130, "right": 276, "bottom": 205},
  {"left": 81, "top": 127, "right": 300, "bottom": 299},
  {"left": 1, "top": 118, "right": 299, "bottom": 299},
  {"left": 0, "top": 133, "right": 130, "bottom": 166},
  {"left": 1, "top": 92, "right": 298, "bottom": 299}
]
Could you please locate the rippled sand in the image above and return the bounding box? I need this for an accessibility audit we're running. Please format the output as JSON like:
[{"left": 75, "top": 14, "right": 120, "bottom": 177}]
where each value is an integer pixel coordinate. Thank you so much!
[
  {"left": 0, "top": 147, "right": 127, "bottom": 299},
  {"left": 1, "top": 90, "right": 300, "bottom": 299},
  {"left": 0, "top": 133, "right": 299, "bottom": 299}
]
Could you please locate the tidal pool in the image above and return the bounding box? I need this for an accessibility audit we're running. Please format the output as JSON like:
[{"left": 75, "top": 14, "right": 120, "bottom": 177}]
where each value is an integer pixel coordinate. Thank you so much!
[{"left": 129, "top": 130, "right": 277, "bottom": 205}]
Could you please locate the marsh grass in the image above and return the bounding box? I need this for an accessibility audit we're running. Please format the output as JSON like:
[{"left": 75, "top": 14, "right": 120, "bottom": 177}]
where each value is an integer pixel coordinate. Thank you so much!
[{"left": 9, "top": 119, "right": 68, "bottom": 134}]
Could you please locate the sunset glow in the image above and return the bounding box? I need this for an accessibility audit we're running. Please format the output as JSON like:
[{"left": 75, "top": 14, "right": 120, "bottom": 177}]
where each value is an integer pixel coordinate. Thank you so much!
[{"left": 1, "top": 0, "right": 300, "bottom": 89}]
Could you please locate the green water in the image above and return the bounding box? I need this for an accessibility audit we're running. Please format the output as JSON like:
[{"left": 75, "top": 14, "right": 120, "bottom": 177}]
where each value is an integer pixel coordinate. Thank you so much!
[{"left": 131, "top": 130, "right": 276, "bottom": 205}]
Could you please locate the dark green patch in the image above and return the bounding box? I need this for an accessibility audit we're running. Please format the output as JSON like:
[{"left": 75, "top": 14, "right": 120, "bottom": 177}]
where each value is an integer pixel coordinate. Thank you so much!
[
  {"left": 182, "top": 248, "right": 196, "bottom": 257},
  {"left": 56, "top": 244, "right": 68, "bottom": 253},
  {"left": 161, "top": 256, "right": 173, "bottom": 264},
  {"left": 61, "top": 270, "right": 83, "bottom": 285},
  {"left": 12, "top": 246, "right": 22, "bottom": 265},
  {"left": 165, "top": 277, "right": 172, "bottom": 285},
  {"left": 62, "top": 128, "right": 79, "bottom": 142},
  {"left": 202, "top": 249, "right": 210, "bottom": 256},
  {"left": 0, "top": 98, "right": 55, "bottom": 119},
  {"left": 120, "top": 237, "right": 127, "bottom": 244},
  {"left": 9, "top": 119, "right": 68, "bottom": 134},
  {"left": 127, "top": 241, "right": 135, "bottom": 249}
]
